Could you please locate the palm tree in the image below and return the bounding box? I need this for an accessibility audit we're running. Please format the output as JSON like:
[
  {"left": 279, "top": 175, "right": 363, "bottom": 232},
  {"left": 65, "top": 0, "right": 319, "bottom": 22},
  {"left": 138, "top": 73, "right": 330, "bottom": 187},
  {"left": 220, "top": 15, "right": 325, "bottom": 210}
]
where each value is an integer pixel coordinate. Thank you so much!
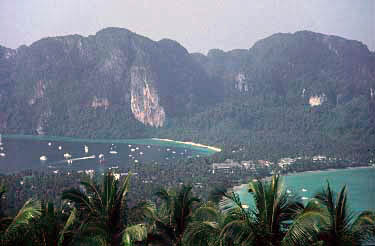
[
  {"left": 0, "top": 199, "right": 42, "bottom": 246},
  {"left": 284, "top": 183, "right": 375, "bottom": 246},
  {"left": 61, "top": 172, "right": 149, "bottom": 246},
  {"left": 151, "top": 185, "right": 200, "bottom": 246},
  {"left": 0, "top": 183, "right": 6, "bottom": 218},
  {"left": 220, "top": 174, "right": 304, "bottom": 246},
  {"left": 24, "top": 201, "right": 77, "bottom": 246},
  {"left": 183, "top": 201, "right": 228, "bottom": 246}
]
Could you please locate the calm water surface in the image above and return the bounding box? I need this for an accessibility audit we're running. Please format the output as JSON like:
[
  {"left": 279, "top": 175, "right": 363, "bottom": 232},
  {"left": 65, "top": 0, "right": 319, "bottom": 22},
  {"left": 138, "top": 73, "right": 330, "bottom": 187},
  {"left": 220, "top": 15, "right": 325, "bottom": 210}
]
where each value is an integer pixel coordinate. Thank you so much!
[
  {"left": 0, "top": 134, "right": 216, "bottom": 173},
  {"left": 238, "top": 167, "right": 375, "bottom": 213}
]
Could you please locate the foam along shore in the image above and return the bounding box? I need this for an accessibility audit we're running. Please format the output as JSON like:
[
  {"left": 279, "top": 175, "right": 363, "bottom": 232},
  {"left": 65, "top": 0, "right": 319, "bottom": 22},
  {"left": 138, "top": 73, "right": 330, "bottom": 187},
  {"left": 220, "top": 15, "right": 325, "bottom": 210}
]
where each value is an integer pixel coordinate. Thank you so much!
[{"left": 151, "top": 138, "right": 222, "bottom": 152}]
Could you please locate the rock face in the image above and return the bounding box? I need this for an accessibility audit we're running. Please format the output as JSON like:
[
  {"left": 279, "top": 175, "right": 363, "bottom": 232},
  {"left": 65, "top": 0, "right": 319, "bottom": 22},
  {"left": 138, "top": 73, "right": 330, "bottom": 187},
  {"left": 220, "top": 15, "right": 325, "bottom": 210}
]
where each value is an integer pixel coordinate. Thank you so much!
[
  {"left": 0, "top": 27, "right": 219, "bottom": 137},
  {"left": 130, "top": 66, "right": 165, "bottom": 127}
]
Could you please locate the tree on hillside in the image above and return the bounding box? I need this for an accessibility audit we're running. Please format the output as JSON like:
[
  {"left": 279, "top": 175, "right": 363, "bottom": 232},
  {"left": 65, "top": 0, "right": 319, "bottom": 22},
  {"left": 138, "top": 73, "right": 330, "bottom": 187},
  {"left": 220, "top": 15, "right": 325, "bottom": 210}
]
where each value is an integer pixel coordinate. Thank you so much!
[
  {"left": 183, "top": 201, "right": 230, "bottom": 246},
  {"left": 62, "top": 172, "right": 151, "bottom": 246},
  {"left": 150, "top": 185, "right": 200, "bottom": 246},
  {"left": 24, "top": 201, "right": 77, "bottom": 246},
  {"left": 284, "top": 183, "right": 375, "bottom": 246},
  {"left": 0, "top": 198, "right": 42, "bottom": 246},
  {"left": 220, "top": 175, "right": 304, "bottom": 246}
]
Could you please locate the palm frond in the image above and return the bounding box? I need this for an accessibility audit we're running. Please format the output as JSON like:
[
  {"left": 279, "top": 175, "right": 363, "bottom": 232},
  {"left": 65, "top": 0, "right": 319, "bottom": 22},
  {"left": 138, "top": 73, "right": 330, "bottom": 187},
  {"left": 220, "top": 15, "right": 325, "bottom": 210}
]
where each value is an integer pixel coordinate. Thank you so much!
[
  {"left": 58, "top": 208, "right": 77, "bottom": 246},
  {"left": 62, "top": 188, "right": 95, "bottom": 214},
  {"left": 5, "top": 199, "right": 42, "bottom": 236},
  {"left": 184, "top": 221, "right": 221, "bottom": 246},
  {"left": 118, "top": 172, "right": 132, "bottom": 212},
  {"left": 220, "top": 219, "right": 253, "bottom": 245},
  {"left": 282, "top": 199, "right": 329, "bottom": 246},
  {"left": 128, "top": 201, "right": 156, "bottom": 222},
  {"left": 122, "top": 224, "right": 147, "bottom": 246}
]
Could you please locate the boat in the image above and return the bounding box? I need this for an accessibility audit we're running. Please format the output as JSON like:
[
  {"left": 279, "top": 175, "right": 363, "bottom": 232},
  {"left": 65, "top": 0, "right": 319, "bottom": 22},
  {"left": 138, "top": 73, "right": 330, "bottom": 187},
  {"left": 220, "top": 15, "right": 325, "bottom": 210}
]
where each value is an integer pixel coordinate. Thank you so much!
[
  {"left": 40, "top": 155, "right": 47, "bottom": 161},
  {"left": 63, "top": 153, "right": 72, "bottom": 159},
  {"left": 301, "top": 197, "right": 309, "bottom": 200},
  {"left": 109, "top": 150, "right": 118, "bottom": 155},
  {"left": 0, "top": 153, "right": 5, "bottom": 157},
  {"left": 84, "top": 145, "right": 88, "bottom": 153},
  {"left": 58, "top": 146, "right": 62, "bottom": 150},
  {"left": 301, "top": 188, "right": 307, "bottom": 192},
  {"left": 0, "top": 134, "right": 3, "bottom": 146}
]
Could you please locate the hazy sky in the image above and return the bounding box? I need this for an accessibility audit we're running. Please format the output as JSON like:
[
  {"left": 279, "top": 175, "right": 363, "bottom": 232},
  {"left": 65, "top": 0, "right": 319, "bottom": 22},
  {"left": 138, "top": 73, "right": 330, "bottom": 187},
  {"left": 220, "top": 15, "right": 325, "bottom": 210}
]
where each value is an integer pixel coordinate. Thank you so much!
[{"left": 0, "top": 0, "right": 374, "bottom": 53}]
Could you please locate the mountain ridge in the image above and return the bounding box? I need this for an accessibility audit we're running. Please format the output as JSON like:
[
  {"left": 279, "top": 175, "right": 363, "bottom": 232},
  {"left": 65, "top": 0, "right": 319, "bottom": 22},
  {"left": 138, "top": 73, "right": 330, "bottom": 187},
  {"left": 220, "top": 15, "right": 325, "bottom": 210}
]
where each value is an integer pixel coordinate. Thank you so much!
[{"left": 0, "top": 27, "right": 374, "bottom": 160}]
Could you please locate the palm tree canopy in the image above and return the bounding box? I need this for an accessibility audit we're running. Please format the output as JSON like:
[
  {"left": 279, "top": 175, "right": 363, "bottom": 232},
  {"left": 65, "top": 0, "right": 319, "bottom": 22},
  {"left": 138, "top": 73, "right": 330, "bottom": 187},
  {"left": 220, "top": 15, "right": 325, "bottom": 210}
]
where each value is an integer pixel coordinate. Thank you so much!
[
  {"left": 283, "top": 182, "right": 375, "bottom": 246},
  {"left": 62, "top": 172, "right": 149, "bottom": 246},
  {"left": 221, "top": 174, "right": 304, "bottom": 246},
  {"left": 0, "top": 199, "right": 42, "bottom": 245},
  {"left": 153, "top": 185, "right": 201, "bottom": 246}
]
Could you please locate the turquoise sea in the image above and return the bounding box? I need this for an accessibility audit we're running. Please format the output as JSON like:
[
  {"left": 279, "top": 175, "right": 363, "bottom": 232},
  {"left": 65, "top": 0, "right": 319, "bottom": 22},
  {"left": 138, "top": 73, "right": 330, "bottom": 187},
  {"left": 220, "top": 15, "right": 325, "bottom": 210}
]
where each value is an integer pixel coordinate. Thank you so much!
[{"left": 238, "top": 167, "right": 375, "bottom": 213}]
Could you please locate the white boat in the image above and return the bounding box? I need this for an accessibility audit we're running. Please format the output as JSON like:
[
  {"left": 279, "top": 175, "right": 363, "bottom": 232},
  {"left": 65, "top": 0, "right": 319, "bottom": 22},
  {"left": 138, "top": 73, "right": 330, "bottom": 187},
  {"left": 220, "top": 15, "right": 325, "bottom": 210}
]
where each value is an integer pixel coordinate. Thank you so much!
[
  {"left": 48, "top": 142, "right": 52, "bottom": 146},
  {"left": 40, "top": 155, "right": 47, "bottom": 161},
  {"left": 301, "top": 197, "right": 309, "bottom": 200},
  {"left": 139, "top": 152, "right": 144, "bottom": 155},
  {"left": 84, "top": 145, "right": 88, "bottom": 153},
  {"left": 0, "top": 153, "right": 5, "bottom": 157},
  {"left": 109, "top": 150, "right": 118, "bottom": 155},
  {"left": 64, "top": 153, "right": 72, "bottom": 159},
  {"left": 301, "top": 188, "right": 307, "bottom": 192},
  {"left": 286, "top": 189, "right": 291, "bottom": 194},
  {"left": 0, "top": 134, "right": 2, "bottom": 146},
  {"left": 98, "top": 154, "right": 104, "bottom": 159},
  {"left": 58, "top": 146, "right": 62, "bottom": 150},
  {"left": 130, "top": 148, "right": 136, "bottom": 152}
]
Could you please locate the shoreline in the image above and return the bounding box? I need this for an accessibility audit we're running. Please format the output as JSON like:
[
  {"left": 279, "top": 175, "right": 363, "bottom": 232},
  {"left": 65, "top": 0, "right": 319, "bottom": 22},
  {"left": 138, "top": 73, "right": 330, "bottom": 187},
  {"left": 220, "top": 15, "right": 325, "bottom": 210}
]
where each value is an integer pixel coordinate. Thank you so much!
[
  {"left": 284, "top": 165, "right": 372, "bottom": 176},
  {"left": 151, "top": 138, "right": 222, "bottom": 152},
  {"left": 232, "top": 165, "right": 372, "bottom": 192},
  {"left": 3, "top": 134, "right": 221, "bottom": 153}
]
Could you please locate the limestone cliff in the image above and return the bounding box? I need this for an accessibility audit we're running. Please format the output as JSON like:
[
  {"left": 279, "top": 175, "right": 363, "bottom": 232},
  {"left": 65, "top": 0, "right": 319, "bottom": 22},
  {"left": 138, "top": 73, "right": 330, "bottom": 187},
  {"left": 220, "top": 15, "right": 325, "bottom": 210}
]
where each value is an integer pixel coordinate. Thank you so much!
[{"left": 130, "top": 66, "right": 165, "bottom": 127}]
